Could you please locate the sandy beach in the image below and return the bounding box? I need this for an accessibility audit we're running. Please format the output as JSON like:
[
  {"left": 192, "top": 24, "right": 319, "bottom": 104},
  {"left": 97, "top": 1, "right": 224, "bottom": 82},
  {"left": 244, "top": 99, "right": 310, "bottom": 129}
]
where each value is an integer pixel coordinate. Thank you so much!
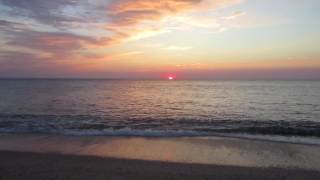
[
  {"left": 0, "top": 134, "right": 320, "bottom": 179},
  {"left": 1, "top": 150, "right": 320, "bottom": 180}
]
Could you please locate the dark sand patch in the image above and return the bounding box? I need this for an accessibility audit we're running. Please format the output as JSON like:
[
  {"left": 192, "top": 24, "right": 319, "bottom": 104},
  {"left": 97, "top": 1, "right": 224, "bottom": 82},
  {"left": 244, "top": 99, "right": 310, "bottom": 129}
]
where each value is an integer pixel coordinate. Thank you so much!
[{"left": 0, "top": 151, "right": 319, "bottom": 180}]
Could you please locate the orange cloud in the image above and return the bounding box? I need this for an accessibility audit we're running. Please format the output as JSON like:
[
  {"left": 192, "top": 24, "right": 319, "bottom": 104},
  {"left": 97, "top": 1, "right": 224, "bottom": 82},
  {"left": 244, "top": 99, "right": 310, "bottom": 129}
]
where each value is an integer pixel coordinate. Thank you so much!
[
  {"left": 103, "top": 0, "right": 243, "bottom": 45},
  {"left": 108, "top": 0, "right": 200, "bottom": 15},
  {"left": 0, "top": 0, "right": 246, "bottom": 70}
]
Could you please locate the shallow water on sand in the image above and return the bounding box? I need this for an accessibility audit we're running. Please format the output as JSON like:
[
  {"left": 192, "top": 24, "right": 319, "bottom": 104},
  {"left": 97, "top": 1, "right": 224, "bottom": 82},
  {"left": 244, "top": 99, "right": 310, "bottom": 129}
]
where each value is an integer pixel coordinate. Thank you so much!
[{"left": 0, "top": 134, "right": 320, "bottom": 170}]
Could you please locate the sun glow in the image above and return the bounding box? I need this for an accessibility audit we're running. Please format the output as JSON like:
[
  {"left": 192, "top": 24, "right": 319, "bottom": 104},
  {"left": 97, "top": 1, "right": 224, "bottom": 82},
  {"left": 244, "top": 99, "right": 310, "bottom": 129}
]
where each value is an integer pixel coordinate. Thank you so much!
[{"left": 168, "top": 76, "right": 174, "bottom": 80}]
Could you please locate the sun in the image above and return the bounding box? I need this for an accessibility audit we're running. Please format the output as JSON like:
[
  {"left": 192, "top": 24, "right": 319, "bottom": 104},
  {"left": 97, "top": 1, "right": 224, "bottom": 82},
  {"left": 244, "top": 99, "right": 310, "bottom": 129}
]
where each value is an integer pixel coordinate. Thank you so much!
[{"left": 162, "top": 74, "right": 176, "bottom": 80}]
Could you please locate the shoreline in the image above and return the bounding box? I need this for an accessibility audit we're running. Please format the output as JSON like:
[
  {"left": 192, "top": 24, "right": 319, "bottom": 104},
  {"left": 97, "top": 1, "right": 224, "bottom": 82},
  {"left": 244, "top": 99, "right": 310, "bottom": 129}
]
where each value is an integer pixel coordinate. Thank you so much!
[
  {"left": 1, "top": 133, "right": 320, "bottom": 171},
  {"left": 1, "top": 150, "right": 320, "bottom": 180},
  {"left": 2, "top": 131, "right": 320, "bottom": 146}
]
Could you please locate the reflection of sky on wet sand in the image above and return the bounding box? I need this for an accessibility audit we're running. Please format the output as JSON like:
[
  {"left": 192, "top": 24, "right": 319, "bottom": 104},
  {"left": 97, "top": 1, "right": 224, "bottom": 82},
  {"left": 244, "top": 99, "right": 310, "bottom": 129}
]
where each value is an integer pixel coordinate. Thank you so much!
[{"left": 0, "top": 134, "right": 320, "bottom": 170}]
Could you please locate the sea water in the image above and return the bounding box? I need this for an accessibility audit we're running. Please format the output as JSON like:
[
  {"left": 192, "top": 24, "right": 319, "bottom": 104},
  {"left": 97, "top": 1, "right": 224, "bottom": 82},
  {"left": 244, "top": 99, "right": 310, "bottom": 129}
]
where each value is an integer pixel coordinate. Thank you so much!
[{"left": 0, "top": 79, "right": 319, "bottom": 143}]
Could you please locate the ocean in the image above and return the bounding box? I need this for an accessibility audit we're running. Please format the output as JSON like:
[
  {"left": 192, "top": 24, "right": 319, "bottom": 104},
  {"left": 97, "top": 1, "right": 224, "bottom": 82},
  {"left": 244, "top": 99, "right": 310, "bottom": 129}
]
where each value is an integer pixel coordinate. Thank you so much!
[{"left": 0, "top": 79, "right": 319, "bottom": 143}]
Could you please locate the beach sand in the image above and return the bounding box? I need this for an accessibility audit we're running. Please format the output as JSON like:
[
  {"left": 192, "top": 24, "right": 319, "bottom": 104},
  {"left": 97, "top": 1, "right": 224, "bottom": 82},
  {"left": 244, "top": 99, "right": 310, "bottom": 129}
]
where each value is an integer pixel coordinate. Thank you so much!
[
  {"left": 1, "top": 151, "right": 320, "bottom": 180},
  {"left": 0, "top": 134, "right": 320, "bottom": 179}
]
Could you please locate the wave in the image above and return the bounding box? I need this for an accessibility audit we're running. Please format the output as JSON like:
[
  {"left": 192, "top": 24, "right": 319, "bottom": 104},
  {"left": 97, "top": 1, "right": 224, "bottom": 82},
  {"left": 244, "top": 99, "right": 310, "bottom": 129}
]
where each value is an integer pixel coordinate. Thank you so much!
[
  {"left": 1, "top": 127, "right": 320, "bottom": 146},
  {"left": 1, "top": 113, "right": 320, "bottom": 144}
]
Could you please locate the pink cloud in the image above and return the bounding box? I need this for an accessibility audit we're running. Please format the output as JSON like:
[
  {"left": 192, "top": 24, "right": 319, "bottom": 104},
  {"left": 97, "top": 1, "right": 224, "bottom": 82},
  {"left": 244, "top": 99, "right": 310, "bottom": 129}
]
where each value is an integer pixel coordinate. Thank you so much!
[{"left": 102, "top": 0, "right": 242, "bottom": 45}]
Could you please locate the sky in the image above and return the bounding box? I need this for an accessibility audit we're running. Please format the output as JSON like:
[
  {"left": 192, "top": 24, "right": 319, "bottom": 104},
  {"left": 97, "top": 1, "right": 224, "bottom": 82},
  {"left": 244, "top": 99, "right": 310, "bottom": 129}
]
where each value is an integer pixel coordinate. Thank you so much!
[{"left": 0, "top": 0, "right": 320, "bottom": 79}]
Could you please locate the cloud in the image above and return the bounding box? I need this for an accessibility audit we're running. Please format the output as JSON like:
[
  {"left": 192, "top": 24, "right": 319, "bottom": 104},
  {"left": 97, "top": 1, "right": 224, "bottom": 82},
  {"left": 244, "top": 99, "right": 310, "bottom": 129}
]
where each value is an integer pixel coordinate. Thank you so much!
[
  {"left": 107, "top": 0, "right": 211, "bottom": 23},
  {"left": 5, "top": 30, "right": 98, "bottom": 59},
  {"left": 0, "top": 19, "right": 21, "bottom": 27},
  {"left": 206, "top": 27, "right": 227, "bottom": 34},
  {"left": 103, "top": 0, "right": 202, "bottom": 44},
  {"left": 0, "top": 0, "right": 80, "bottom": 26},
  {"left": 0, "top": 0, "right": 243, "bottom": 47},
  {"left": 223, "top": 11, "right": 246, "bottom": 20},
  {"left": 0, "top": 50, "right": 60, "bottom": 77},
  {"left": 0, "top": 0, "right": 245, "bottom": 77},
  {"left": 0, "top": 22, "right": 112, "bottom": 64},
  {"left": 115, "top": 51, "right": 144, "bottom": 57},
  {"left": 162, "top": 45, "right": 193, "bottom": 51},
  {"left": 103, "top": 0, "right": 242, "bottom": 44},
  {"left": 0, "top": 19, "right": 27, "bottom": 32},
  {"left": 175, "top": 63, "right": 204, "bottom": 69}
]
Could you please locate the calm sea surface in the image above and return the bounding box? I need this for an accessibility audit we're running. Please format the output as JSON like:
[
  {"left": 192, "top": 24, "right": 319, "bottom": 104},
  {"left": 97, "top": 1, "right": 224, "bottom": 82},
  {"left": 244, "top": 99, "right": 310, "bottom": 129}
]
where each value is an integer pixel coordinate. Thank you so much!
[{"left": 0, "top": 80, "right": 320, "bottom": 139}]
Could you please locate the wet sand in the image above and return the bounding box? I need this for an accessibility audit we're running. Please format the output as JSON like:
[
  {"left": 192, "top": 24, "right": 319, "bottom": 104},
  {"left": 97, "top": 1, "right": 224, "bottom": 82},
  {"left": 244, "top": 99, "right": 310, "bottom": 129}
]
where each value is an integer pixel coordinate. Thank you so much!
[
  {"left": 0, "top": 134, "right": 320, "bottom": 179},
  {"left": 1, "top": 150, "right": 320, "bottom": 180}
]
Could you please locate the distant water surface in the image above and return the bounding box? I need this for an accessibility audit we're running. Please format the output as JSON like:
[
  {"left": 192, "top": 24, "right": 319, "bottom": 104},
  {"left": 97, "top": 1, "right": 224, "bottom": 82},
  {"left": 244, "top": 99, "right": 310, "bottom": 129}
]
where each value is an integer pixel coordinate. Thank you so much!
[{"left": 0, "top": 80, "right": 319, "bottom": 142}]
